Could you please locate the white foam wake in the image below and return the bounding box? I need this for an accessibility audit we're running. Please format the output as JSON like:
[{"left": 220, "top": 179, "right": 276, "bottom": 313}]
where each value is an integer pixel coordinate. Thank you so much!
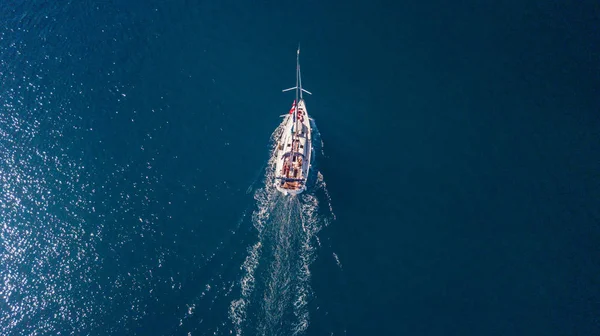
[
  {"left": 228, "top": 119, "right": 285, "bottom": 335},
  {"left": 228, "top": 117, "right": 339, "bottom": 335}
]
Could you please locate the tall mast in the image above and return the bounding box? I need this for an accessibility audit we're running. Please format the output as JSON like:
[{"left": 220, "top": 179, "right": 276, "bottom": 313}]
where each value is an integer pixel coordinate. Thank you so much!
[
  {"left": 282, "top": 44, "right": 312, "bottom": 101},
  {"left": 294, "top": 46, "right": 300, "bottom": 136},
  {"left": 281, "top": 45, "right": 312, "bottom": 140},
  {"left": 298, "top": 45, "right": 303, "bottom": 100}
]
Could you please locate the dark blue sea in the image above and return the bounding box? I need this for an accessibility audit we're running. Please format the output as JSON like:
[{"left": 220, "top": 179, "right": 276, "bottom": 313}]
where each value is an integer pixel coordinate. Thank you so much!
[{"left": 1, "top": 1, "right": 599, "bottom": 335}]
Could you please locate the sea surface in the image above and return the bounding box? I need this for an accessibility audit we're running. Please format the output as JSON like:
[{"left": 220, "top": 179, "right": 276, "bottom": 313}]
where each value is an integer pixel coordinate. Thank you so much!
[{"left": 1, "top": 1, "right": 599, "bottom": 335}]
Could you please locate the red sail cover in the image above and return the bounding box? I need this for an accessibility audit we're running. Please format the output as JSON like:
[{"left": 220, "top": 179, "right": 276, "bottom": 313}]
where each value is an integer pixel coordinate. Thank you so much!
[{"left": 289, "top": 100, "right": 296, "bottom": 114}]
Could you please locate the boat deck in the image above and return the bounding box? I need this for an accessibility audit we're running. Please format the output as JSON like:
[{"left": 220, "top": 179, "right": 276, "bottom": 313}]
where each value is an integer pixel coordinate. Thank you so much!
[{"left": 274, "top": 101, "right": 312, "bottom": 194}]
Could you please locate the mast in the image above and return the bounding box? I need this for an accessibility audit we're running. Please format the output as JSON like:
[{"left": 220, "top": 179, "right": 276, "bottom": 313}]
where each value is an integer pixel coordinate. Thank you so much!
[
  {"left": 298, "top": 46, "right": 303, "bottom": 100},
  {"left": 281, "top": 45, "right": 312, "bottom": 177},
  {"left": 282, "top": 44, "right": 312, "bottom": 109},
  {"left": 294, "top": 46, "right": 300, "bottom": 136}
]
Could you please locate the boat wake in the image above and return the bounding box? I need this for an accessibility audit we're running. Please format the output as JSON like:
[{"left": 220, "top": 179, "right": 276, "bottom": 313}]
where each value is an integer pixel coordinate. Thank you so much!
[
  {"left": 169, "top": 119, "right": 341, "bottom": 336},
  {"left": 228, "top": 119, "right": 336, "bottom": 336}
]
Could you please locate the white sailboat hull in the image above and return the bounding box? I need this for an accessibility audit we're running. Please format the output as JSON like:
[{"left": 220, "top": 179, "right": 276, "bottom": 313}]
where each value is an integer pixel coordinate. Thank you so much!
[{"left": 274, "top": 99, "right": 312, "bottom": 195}]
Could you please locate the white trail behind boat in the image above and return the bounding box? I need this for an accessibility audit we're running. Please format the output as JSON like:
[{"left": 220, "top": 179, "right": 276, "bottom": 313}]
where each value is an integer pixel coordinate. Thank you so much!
[{"left": 229, "top": 118, "right": 338, "bottom": 335}]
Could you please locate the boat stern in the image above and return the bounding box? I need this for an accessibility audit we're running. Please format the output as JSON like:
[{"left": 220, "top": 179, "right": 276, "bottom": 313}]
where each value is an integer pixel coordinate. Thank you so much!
[{"left": 274, "top": 181, "right": 306, "bottom": 196}]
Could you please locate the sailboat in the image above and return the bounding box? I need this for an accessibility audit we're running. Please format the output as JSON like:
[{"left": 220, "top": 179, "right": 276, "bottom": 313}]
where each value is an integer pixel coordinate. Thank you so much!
[{"left": 274, "top": 47, "right": 312, "bottom": 195}]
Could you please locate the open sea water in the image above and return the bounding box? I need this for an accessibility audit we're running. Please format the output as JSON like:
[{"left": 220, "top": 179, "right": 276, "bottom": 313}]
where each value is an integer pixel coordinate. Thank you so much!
[{"left": 1, "top": 1, "right": 599, "bottom": 335}]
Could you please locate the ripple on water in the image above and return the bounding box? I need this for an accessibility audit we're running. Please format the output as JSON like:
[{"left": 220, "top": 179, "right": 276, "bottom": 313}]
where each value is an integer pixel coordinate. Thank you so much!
[
  {"left": 0, "top": 19, "right": 169, "bottom": 334},
  {"left": 0, "top": 55, "right": 100, "bottom": 334}
]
